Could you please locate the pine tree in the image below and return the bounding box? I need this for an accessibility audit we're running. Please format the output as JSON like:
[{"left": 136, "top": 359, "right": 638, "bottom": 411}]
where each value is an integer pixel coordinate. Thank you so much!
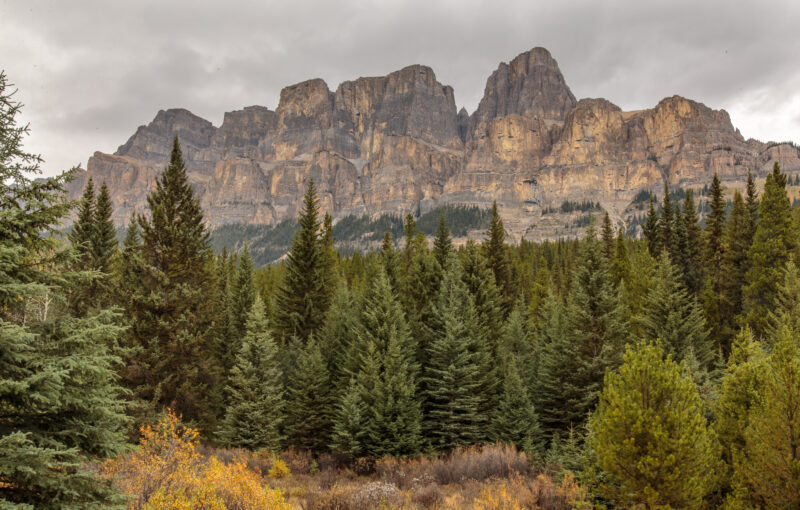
[
  {"left": 422, "top": 257, "right": 492, "bottom": 450},
  {"left": 589, "top": 341, "right": 717, "bottom": 509},
  {"left": 284, "top": 336, "right": 333, "bottom": 452},
  {"left": 130, "top": 136, "right": 219, "bottom": 434},
  {"left": 484, "top": 201, "right": 514, "bottom": 313},
  {"left": 380, "top": 231, "right": 401, "bottom": 291},
  {"left": 433, "top": 210, "right": 453, "bottom": 270},
  {"left": 528, "top": 255, "right": 552, "bottom": 323},
  {"left": 703, "top": 173, "right": 727, "bottom": 342},
  {"left": 92, "top": 181, "right": 118, "bottom": 274},
  {"left": 535, "top": 226, "right": 629, "bottom": 437},
  {"left": 273, "top": 179, "right": 330, "bottom": 343},
  {"left": 320, "top": 211, "right": 339, "bottom": 303},
  {"left": 491, "top": 360, "right": 543, "bottom": 455},
  {"left": 659, "top": 181, "right": 676, "bottom": 257},
  {"left": 745, "top": 169, "right": 759, "bottom": 232},
  {"left": 0, "top": 71, "right": 127, "bottom": 508},
  {"left": 609, "top": 228, "right": 630, "bottom": 287},
  {"left": 767, "top": 260, "right": 800, "bottom": 338},
  {"left": 637, "top": 252, "right": 712, "bottom": 367},
  {"left": 643, "top": 197, "right": 660, "bottom": 255},
  {"left": 459, "top": 240, "right": 504, "bottom": 346},
  {"left": 742, "top": 163, "right": 793, "bottom": 338},
  {"left": 733, "top": 328, "right": 800, "bottom": 508},
  {"left": 318, "top": 282, "right": 360, "bottom": 390},
  {"left": 217, "top": 298, "right": 283, "bottom": 451}
]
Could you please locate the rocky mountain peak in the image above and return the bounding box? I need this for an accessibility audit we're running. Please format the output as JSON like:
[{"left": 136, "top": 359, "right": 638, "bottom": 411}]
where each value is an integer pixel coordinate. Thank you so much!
[{"left": 115, "top": 108, "right": 215, "bottom": 161}]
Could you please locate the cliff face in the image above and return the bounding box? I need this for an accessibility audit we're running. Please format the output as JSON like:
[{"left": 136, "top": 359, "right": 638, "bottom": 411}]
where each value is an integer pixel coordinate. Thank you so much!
[{"left": 71, "top": 47, "right": 800, "bottom": 239}]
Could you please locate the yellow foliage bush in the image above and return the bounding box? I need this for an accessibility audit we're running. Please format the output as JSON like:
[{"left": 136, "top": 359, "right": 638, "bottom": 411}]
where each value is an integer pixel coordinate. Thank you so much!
[
  {"left": 103, "top": 410, "right": 289, "bottom": 509},
  {"left": 472, "top": 473, "right": 590, "bottom": 510},
  {"left": 268, "top": 458, "right": 290, "bottom": 479}
]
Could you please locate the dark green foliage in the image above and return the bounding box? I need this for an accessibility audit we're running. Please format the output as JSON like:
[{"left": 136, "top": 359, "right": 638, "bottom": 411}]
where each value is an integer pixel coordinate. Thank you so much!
[
  {"left": 601, "top": 211, "right": 614, "bottom": 261},
  {"left": 422, "top": 257, "right": 492, "bottom": 450},
  {"left": 126, "top": 136, "right": 219, "bottom": 434},
  {"left": 720, "top": 191, "right": 752, "bottom": 349},
  {"left": 703, "top": 173, "right": 727, "bottom": 336},
  {"left": 643, "top": 197, "right": 660, "bottom": 255},
  {"left": 491, "top": 360, "right": 543, "bottom": 456},
  {"left": 659, "top": 181, "right": 676, "bottom": 257},
  {"left": 283, "top": 336, "right": 333, "bottom": 452},
  {"left": 68, "top": 177, "right": 95, "bottom": 267},
  {"left": 318, "top": 282, "right": 360, "bottom": 390},
  {"left": 637, "top": 252, "right": 711, "bottom": 367},
  {"left": 0, "top": 71, "right": 127, "bottom": 508},
  {"left": 459, "top": 240, "right": 503, "bottom": 347},
  {"left": 484, "top": 201, "right": 515, "bottom": 314},
  {"left": 535, "top": 226, "right": 629, "bottom": 437},
  {"left": 380, "top": 231, "right": 401, "bottom": 291},
  {"left": 92, "top": 182, "right": 118, "bottom": 274},
  {"left": 329, "top": 379, "right": 366, "bottom": 457},
  {"left": 273, "top": 179, "right": 330, "bottom": 343},
  {"left": 228, "top": 244, "right": 255, "bottom": 350},
  {"left": 217, "top": 298, "right": 283, "bottom": 451},
  {"left": 542, "top": 199, "right": 602, "bottom": 215},
  {"left": 742, "top": 163, "right": 793, "bottom": 338},
  {"left": 433, "top": 211, "right": 453, "bottom": 270},
  {"left": 681, "top": 190, "right": 703, "bottom": 295}
]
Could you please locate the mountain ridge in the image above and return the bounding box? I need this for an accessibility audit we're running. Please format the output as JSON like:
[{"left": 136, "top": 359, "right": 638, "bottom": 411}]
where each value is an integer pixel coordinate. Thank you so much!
[{"left": 69, "top": 47, "right": 800, "bottom": 240}]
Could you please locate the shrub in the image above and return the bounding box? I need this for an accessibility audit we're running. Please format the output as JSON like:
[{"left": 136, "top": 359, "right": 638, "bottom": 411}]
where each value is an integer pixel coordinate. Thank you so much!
[
  {"left": 412, "top": 483, "right": 444, "bottom": 508},
  {"left": 268, "top": 458, "right": 291, "bottom": 479},
  {"left": 103, "top": 410, "right": 288, "bottom": 509}
]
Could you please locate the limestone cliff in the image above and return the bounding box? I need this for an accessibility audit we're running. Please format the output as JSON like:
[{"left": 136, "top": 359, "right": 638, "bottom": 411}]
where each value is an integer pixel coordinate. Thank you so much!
[{"left": 70, "top": 47, "right": 800, "bottom": 241}]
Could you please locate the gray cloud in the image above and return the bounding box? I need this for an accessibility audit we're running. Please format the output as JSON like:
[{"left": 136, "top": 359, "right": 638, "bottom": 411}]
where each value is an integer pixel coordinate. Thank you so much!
[{"left": 1, "top": 0, "right": 798, "bottom": 176}]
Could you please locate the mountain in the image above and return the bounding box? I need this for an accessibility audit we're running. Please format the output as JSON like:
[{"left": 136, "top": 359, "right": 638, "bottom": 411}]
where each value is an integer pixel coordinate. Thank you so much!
[{"left": 69, "top": 47, "right": 800, "bottom": 241}]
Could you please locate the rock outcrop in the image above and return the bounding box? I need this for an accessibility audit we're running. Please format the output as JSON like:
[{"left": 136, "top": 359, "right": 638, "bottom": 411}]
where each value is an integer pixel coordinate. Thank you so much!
[{"left": 70, "top": 47, "right": 800, "bottom": 240}]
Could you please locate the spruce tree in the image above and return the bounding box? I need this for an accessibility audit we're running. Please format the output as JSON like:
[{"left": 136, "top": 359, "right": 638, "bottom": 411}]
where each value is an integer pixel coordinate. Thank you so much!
[
  {"left": 491, "top": 360, "right": 543, "bottom": 455},
  {"left": 422, "top": 256, "right": 492, "bottom": 450},
  {"left": 637, "top": 252, "right": 712, "bottom": 367},
  {"left": 217, "top": 298, "right": 283, "bottom": 451},
  {"left": 0, "top": 71, "right": 127, "bottom": 508},
  {"left": 283, "top": 336, "right": 332, "bottom": 452},
  {"left": 92, "top": 181, "right": 118, "bottom": 274},
  {"left": 742, "top": 163, "right": 793, "bottom": 338},
  {"left": 380, "top": 231, "right": 401, "bottom": 291},
  {"left": 535, "top": 226, "right": 628, "bottom": 437},
  {"left": 68, "top": 176, "right": 95, "bottom": 265},
  {"left": 329, "top": 378, "right": 366, "bottom": 457},
  {"left": 682, "top": 189, "right": 703, "bottom": 295},
  {"left": 643, "top": 197, "right": 660, "bottom": 256},
  {"left": 745, "top": 169, "right": 759, "bottom": 231},
  {"left": 130, "top": 136, "right": 219, "bottom": 434},
  {"left": 589, "top": 341, "right": 717, "bottom": 509},
  {"left": 766, "top": 260, "right": 800, "bottom": 338},
  {"left": 484, "top": 201, "right": 514, "bottom": 313},
  {"left": 720, "top": 191, "right": 751, "bottom": 349},
  {"left": 659, "top": 181, "right": 676, "bottom": 257},
  {"left": 273, "top": 179, "right": 330, "bottom": 343},
  {"left": 318, "top": 282, "right": 360, "bottom": 390},
  {"left": 703, "top": 173, "right": 727, "bottom": 342},
  {"left": 227, "top": 244, "right": 255, "bottom": 356},
  {"left": 609, "top": 228, "right": 630, "bottom": 287},
  {"left": 600, "top": 211, "right": 614, "bottom": 261},
  {"left": 320, "top": 211, "right": 339, "bottom": 303},
  {"left": 459, "top": 240, "right": 504, "bottom": 346},
  {"left": 433, "top": 210, "right": 453, "bottom": 270}
]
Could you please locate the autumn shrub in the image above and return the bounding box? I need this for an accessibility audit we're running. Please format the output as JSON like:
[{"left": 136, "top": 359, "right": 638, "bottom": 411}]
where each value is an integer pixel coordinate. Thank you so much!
[
  {"left": 103, "top": 410, "right": 288, "bottom": 509},
  {"left": 411, "top": 483, "right": 444, "bottom": 508},
  {"left": 472, "top": 473, "right": 590, "bottom": 510},
  {"left": 268, "top": 458, "right": 291, "bottom": 478},
  {"left": 280, "top": 447, "right": 315, "bottom": 474}
]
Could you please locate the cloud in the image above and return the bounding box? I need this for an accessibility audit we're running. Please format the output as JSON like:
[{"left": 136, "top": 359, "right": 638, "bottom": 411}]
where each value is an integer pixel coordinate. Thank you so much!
[{"left": 1, "top": 0, "right": 798, "bottom": 176}]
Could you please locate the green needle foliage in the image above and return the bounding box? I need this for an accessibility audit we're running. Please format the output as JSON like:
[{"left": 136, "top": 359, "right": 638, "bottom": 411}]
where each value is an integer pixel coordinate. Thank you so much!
[{"left": 589, "top": 341, "right": 717, "bottom": 509}]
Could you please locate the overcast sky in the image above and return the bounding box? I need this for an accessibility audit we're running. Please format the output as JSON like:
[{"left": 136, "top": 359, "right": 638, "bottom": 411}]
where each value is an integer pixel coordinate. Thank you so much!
[{"left": 2, "top": 0, "right": 799, "bottom": 176}]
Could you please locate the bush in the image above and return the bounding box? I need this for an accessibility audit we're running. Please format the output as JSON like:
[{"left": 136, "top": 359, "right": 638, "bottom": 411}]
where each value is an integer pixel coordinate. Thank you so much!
[
  {"left": 412, "top": 483, "right": 444, "bottom": 508},
  {"left": 102, "top": 410, "right": 288, "bottom": 509},
  {"left": 268, "top": 458, "right": 291, "bottom": 479}
]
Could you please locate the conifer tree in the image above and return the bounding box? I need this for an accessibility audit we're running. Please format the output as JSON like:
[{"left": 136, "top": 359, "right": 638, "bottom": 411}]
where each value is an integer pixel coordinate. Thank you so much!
[
  {"left": 329, "top": 379, "right": 366, "bottom": 457},
  {"left": 491, "top": 360, "right": 543, "bottom": 455},
  {"left": 659, "top": 181, "right": 676, "bottom": 257},
  {"left": 766, "top": 260, "right": 800, "bottom": 338},
  {"left": 228, "top": 244, "right": 255, "bottom": 351},
  {"left": 422, "top": 256, "right": 492, "bottom": 449},
  {"left": 637, "top": 252, "right": 712, "bottom": 367},
  {"left": 589, "top": 341, "right": 717, "bottom": 509},
  {"left": 600, "top": 211, "right": 614, "bottom": 261},
  {"left": 129, "top": 136, "right": 219, "bottom": 433},
  {"left": 528, "top": 255, "right": 552, "bottom": 322},
  {"left": 274, "top": 179, "right": 330, "bottom": 343},
  {"left": 433, "top": 210, "right": 453, "bottom": 270},
  {"left": 703, "top": 173, "right": 727, "bottom": 342},
  {"left": 92, "top": 181, "right": 118, "bottom": 274},
  {"left": 643, "top": 197, "right": 660, "bottom": 255},
  {"left": 535, "top": 226, "right": 628, "bottom": 437},
  {"left": 68, "top": 176, "right": 95, "bottom": 265},
  {"left": 609, "top": 228, "right": 630, "bottom": 287},
  {"left": 498, "top": 297, "right": 536, "bottom": 390},
  {"left": 742, "top": 163, "right": 793, "bottom": 337},
  {"left": 459, "top": 240, "right": 504, "bottom": 346},
  {"left": 484, "top": 201, "right": 514, "bottom": 313},
  {"left": 0, "top": 71, "right": 127, "bottom": 507},
  {"left": 319, "top": 282, "right": 360, "bottom": 389},
  {"left": 380, "top": 231, "right": 401, "bottom": 291},
  {"left": 217, "top": 298, "right": 283, "bottom": 451},
  {"left": 283, "top": 336, "right": 332, "bottom": 452},
  {"left": 732, "top": 328, "right": 800, "bottom": 508},
  {"left": 745, "top": 169, "right": 759, "bottom": 231},
  {"left": 403, "top": 212, "right": 419, "bottom": 265},
  {"left": 682, "top": 189, "right": 703, "bottom": 295},
  {"left": 320, "top": 211, "right": 339, "bottom": 302},
  {"left": 720, "top": 191, "right": 751, "bottom": 348}
]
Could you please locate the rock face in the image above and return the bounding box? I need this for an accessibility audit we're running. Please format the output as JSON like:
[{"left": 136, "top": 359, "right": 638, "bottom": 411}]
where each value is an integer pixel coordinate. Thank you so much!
[{"left": 71, "top": 47, "right": 800, "bottom": 239}]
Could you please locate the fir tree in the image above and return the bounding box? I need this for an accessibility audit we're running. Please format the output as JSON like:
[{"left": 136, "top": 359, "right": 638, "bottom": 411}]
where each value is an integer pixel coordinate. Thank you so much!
[
  {"left": 422, "top": 257, "right": 492, "bottom": 449},
  {"left": 380, "top": 231, "right": 401, "bottom": 291},
  {"left": 643, "top": 197, "right": 660, "bottom": 255},
  {"left": 483, "top": 201, "right": 514, "bottom": 313},
  {"left": 92, "top": 181, "right": 118, "bottom": 274},
  {"left": 682, "top": 190, "right": 703, "bottom": 295},
  {"left": 227, "top": 244, "right": 255, "bottom": 355},
  {"left": 745, "top": 169, "right": 759, "bottom": 231},
  {"left": 535, "top": 226, "right": 629, "bottom": 437},
  {"left": 283, "top": 336, "right": 333, "bottom": 452},
  {"left": 767, "top": 260, "right": 800, "bottom": 338},
  {"left": 742, "top": 163, "right": 793, "bottom": 338},
  {"left": 703, "top": 173, "right": 727, "bottom": 342},
  {"left": 659, "top": 181, "right": 676, "bottom": 257},
  {"left": 273, "top": 179, "right": 330, "bottom": 343},
  {"left": 589, "top": 341, "right": 717, "bottom": 509},
  {"left": 0, "top": 71, "right": 127, "bottom": 507},
  {"left": 600, "top": 211, "right": 614, "bottom": 261},
  {"left": 637, "top": 252, "right": 711, "bottom": 366},
  {"left": 130, "top": 136, "right": 219, "bottom": 434},
  {"left": 318, "top": 282, "right": 360, "bottom": 390},
  {"left": 217, "top": 298, "right": 283, "bottom": 451},
  {"left": 491, "top": 360, "right": 543, "bottom": 455},
  {"left": 320, "top": 211, "right": 339, "bottom": 303},
  {"left": 329, "top": 378, "right": 366, "bottom": 457},
  {"left": 528, "top": 255, "right": 552, "bottom": 323},
  {"left": 720, "top": 191, "right": 752, "bottom": 349},
  {"left": 609, "top": 228, "right": 630, "bottom": 287},
  {"left": 68, "top": 176, "right": 95, "bottom": 265},
  {"left": 433, "top": 210, "right": 453, "bottom": 270},
  {"left": 459, "top": 240, "right": 504, "bottom": 346}
]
